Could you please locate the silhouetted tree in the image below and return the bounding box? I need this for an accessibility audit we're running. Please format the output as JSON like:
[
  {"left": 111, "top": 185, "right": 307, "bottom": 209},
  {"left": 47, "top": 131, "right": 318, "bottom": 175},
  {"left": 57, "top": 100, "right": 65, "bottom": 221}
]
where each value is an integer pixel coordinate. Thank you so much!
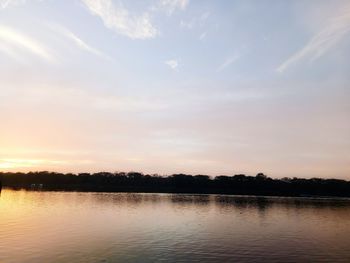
[{"left": 0, "top": 171, "right": 349, "bottom": 197}]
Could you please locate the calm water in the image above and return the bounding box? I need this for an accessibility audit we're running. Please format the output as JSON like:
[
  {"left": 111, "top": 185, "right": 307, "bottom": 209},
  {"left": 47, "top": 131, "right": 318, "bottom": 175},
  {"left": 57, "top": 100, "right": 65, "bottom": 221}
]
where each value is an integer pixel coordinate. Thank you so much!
[{"left": 0, "top": 190, "right": 350, "bottom": 262}]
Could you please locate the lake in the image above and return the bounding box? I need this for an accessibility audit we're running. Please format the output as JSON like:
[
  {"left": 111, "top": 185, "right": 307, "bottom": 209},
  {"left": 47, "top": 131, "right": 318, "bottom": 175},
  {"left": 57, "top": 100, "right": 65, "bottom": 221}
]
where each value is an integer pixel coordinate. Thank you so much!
[{"left": 0, "top": 189, "right": 350, "bottom": 262}]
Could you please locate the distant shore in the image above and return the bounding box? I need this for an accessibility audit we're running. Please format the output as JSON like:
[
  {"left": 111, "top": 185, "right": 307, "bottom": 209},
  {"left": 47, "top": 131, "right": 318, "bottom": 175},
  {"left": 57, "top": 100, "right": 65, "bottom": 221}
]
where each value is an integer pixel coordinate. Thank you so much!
[{"left": 1, "top": 171, "right": 350, "bottom": 198}]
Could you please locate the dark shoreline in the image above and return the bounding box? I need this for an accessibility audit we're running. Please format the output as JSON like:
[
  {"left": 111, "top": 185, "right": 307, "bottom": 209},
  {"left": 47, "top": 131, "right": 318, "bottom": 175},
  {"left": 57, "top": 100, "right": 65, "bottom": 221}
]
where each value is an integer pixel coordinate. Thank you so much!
[{"left": 1, "top": 171, "right": 350, "bottom": 198}]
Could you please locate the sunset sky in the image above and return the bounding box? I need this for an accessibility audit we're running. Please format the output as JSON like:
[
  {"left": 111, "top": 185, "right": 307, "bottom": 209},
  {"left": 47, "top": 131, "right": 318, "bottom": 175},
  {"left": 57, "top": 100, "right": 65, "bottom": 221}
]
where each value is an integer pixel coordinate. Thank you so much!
[{"left": 0, "top": 0, "right": 349, "bottom": 178}]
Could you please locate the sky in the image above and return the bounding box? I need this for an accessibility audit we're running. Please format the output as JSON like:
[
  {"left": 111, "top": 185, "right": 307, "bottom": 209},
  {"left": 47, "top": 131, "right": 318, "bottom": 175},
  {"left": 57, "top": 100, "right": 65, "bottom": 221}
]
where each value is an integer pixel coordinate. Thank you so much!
[{"left": 0, "top": 0, "right": 349, "bottom": 179}]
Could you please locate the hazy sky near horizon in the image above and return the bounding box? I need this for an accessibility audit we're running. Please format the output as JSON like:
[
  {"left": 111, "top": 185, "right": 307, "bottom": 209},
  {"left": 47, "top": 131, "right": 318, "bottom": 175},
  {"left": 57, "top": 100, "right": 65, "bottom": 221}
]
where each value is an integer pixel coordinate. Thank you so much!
[{"left": 0, "top": 0, "right": 349, "bottom": 178}]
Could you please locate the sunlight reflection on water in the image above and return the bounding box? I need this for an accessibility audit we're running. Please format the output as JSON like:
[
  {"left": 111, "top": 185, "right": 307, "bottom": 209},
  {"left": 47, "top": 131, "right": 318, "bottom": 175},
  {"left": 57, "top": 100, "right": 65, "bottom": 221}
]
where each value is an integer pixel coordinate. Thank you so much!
[{"left": 0, "top": 189, "right": 350, "bottom": 262}]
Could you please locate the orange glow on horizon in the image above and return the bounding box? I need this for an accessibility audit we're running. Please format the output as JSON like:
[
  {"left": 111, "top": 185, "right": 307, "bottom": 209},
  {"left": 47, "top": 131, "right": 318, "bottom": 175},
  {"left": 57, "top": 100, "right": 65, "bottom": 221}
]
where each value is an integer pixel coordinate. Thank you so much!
[{"left": 0, "top": 158, "right": 67, "bottom": 171}]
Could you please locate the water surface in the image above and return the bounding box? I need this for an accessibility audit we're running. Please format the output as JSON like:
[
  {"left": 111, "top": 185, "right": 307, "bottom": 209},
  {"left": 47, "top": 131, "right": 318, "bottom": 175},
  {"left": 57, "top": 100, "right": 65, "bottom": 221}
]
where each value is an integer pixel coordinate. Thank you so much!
[{"left": 0, "top": 189, "right": 350, "bottom": 262}]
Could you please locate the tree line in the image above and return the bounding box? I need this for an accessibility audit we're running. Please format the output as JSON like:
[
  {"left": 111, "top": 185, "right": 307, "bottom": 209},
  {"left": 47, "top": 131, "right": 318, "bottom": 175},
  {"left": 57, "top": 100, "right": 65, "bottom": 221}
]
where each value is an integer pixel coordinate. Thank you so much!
[{"left": 0, "top": 171, "right": 349, "bottom": 197}]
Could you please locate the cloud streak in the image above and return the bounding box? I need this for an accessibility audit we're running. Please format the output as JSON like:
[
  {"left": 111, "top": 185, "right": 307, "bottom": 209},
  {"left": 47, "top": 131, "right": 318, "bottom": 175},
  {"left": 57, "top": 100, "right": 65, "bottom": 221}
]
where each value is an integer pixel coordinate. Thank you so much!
[
  {"left": 216, "top": 54, "right": 240, "bottom": 72},
  {"left": 165, "top": 59, "right": 179, "bottom": 70},
  {"left": 277, "top": 6, "right": 350, "bottom": 73},
  {"left": 0, "top": 0, "right": 42, "bottom": 9},
  {"left": 158, "top": 0, "right": 189, "bottom": 15},
  {"left": 0, "top": 25, "right": 56, "bottom": 63},
  {"left": 180, "top": 11, "right": 209, "bottom": 30},
  {"left": 199, "top": 32, "right": 207, "bottom": 40},
  {"left": 0, "top": 0, "right": 23, "bottom": 9},
  {"left": 50, "top": 24, "right": 112, "bottom": 61},
  {"left": 81, "top": 0, "right": 158, "bottom": 39},
  {"left": 0, "top": 42, "right": 22, "bottom": 61}
]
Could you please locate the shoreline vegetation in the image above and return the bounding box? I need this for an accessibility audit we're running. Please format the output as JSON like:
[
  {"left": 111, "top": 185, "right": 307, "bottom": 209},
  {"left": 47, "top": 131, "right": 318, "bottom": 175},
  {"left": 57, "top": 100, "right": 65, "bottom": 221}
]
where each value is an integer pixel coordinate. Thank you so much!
[{"left": 0, "top": 172, "right": 350, "bottom": 197}]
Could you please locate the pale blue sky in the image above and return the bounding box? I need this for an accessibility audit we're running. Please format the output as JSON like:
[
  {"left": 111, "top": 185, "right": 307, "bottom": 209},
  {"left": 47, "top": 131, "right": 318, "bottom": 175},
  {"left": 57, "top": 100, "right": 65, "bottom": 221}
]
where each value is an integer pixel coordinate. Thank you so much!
[{"left": 0, "top": 0, "right": 349, "bottom": 178}]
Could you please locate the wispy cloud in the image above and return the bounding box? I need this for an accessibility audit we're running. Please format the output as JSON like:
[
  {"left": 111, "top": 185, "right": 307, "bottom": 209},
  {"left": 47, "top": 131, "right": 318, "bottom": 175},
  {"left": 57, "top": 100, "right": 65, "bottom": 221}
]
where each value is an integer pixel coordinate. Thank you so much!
[
  {"left": 0, "top": 42, "right": 22, "bottom": 61},
  {"left": 180, "top": 19, "right": 195, "bottom": 29},
  {"left": 277, "top": 6, "right": 350, "bottom": 73},
  {"left": 93, "top": 96, "right": 167, "bottom": 112},
  {"left": 157, "top": 0, "right": 189, "bottom": 15},
  {"left": 0, "top": 0, "right": 43, "bottom": 9},
  {"left": 200, "top": 11, "right": 210, "bottom": 21},
  {"left": 199, "top": 32, "right": 207, "bottom": 41},
  {"left": 0, "top": 0, "right": 11, "bottom": 9},
  {"left": 216, "top": 54, "right": 240, "bottom": 72},
  {"left": 0, "top": 0, "right": 23, "bottom": 9},
  {"left": 81, "top": 0, "right": 158, "bottom": 40},
  {"left": 180, "top": 11, "right": 210, "bottom": 30},
  {"left": 0, "top": 25, "right": 56, "bottom": 63},
  {"left": 165, "top": 59, "right": 179, "bottom": 70},
  {"left": 49, "top": 24, "right": 112, "bottom": 61}
]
